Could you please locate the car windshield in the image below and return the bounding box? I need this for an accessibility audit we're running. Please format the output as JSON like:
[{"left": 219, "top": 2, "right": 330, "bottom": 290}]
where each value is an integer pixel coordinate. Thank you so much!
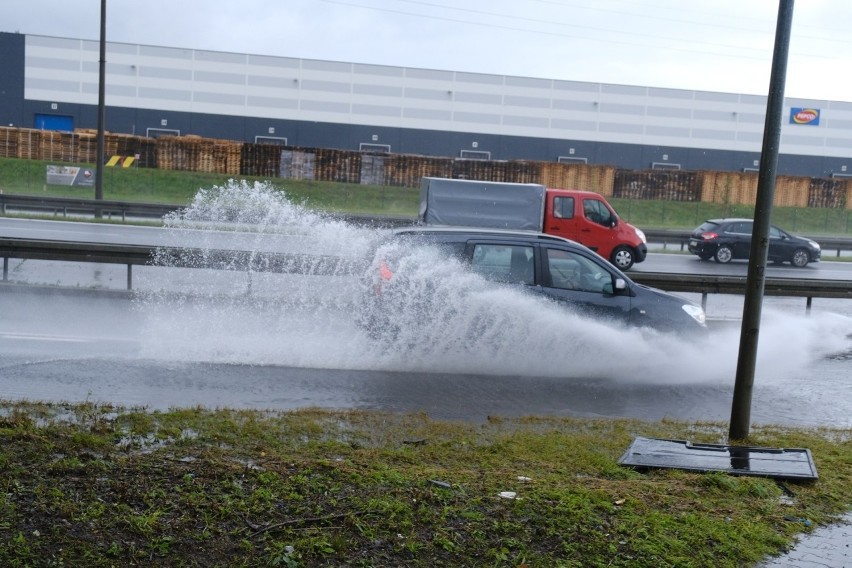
[{"left": 697, "top": 221, "right": 720, "bottom": 233}]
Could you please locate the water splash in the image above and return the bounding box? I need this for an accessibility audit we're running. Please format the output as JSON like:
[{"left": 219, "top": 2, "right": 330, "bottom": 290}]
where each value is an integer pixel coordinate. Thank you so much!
[{"left": 134, "top": 181, "right": 852, "bottom": 383}]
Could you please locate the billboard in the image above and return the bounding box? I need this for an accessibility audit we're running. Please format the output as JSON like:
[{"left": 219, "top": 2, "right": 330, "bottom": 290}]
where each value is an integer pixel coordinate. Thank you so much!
[{"left": 46, "top": 165, "right": 96, "bottom": 187}]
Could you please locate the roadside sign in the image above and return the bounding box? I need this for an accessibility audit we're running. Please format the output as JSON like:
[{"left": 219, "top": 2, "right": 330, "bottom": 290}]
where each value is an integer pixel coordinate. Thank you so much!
[{"left": 46, "top": 165, "right": 96, "bottom": 187}]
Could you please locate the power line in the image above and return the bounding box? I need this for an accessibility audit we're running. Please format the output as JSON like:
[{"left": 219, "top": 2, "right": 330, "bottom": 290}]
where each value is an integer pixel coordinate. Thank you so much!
[
  {"left": 319, "top": 0, "right": 773, "bottom": 61},
  {"left": 318, "top": 0, "right": 850, "bottom": 62}
]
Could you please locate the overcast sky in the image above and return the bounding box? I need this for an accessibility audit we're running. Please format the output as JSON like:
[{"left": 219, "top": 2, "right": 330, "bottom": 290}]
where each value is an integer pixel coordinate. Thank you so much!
[{"left": 4, "top": 0, "right": 852, "bottom": 102}]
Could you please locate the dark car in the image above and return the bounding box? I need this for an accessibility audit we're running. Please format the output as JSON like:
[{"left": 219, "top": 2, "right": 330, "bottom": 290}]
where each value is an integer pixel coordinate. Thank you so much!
[
  {"left": 358, "top": 227, "right": 707, "bottom": 341},
  {"left": 688, "top": 218, "right": 821, "bottom": 267}
]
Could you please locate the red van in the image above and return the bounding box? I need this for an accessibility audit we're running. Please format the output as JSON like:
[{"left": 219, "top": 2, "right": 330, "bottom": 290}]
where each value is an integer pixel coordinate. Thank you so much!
[
  {"left": 419, "top": 178, "right": 647, "bottom": 270},
  {"left": 545, "top": 188, "right": 647, "bottom": 270}
]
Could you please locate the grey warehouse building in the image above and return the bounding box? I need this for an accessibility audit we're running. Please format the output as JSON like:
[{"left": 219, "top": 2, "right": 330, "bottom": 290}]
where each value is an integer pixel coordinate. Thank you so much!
[{"left": 1, "top": 30, "right": 851, "bottom": 179}]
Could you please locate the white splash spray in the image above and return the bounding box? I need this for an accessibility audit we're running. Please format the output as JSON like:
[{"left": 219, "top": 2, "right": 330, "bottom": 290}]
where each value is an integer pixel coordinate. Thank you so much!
[{"left": 134, "top": 181, "right": 852, "bottom": 383}]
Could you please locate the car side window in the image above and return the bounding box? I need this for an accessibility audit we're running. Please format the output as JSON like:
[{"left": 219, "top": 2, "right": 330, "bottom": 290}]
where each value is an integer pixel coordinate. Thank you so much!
[
  {"left": 545, "top": 248, "right": 612, "bottom": 293},
  {"left": 769, "top": 226, "right": 782, "bottom": 239},
  {"left": 583, "top": 199, "right": 613, "bottom": 226},
  {"left": 471, "top": 244, "right": 535, "bottom": 285},
  {"left": 553, "top": 196, "right": 574, "bottom": 219},
  {"left": 728, "top": 222, "right": 752, "bottom": 234}
]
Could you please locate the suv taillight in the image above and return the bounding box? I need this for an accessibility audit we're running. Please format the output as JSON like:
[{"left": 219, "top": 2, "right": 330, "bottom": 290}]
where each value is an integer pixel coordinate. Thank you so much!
[
  {"left": 701, "top": 232, "right": 718, "bottom": 240},
  {"left": 375, "top": 260, "right": 393, "bottom": 295}
]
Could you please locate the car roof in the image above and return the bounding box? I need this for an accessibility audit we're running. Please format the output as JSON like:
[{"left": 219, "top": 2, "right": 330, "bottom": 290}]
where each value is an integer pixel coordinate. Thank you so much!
[{"left": 704, "top": 218, "right": 753, "bottom": 224}]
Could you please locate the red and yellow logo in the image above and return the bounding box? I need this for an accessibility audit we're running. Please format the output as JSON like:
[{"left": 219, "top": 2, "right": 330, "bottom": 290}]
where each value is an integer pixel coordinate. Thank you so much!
[{"left": 790, "top": 108, "right": 820, "bottom": 125}]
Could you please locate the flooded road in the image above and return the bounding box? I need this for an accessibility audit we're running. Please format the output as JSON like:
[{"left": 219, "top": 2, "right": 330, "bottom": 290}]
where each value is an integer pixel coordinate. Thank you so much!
[
  {"left": 1, "top": 182, "right": 850, "bottom": 427},
  {"left": 0, "top": 285, "right": 849, "bottom": 428}
]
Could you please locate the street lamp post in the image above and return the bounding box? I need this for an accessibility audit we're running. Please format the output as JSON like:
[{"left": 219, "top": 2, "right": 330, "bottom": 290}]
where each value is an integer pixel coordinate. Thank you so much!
[{"left": 728, "top": 0, "right": 795, "bottom": 441}]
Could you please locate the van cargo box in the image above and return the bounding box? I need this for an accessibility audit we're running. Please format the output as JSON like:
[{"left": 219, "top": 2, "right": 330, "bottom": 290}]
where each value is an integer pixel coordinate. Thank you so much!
[{"left": 419, "top": 177, "right": 546, "bottom": 232}]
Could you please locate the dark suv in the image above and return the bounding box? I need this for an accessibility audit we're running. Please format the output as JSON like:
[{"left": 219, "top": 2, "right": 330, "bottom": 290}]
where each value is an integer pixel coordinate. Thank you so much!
[
  {"left": 359, "top": 227, "right": 707, "bottom": 339},
  {"left": 688, "top": 218, "right": 821, "bottom": 267}
]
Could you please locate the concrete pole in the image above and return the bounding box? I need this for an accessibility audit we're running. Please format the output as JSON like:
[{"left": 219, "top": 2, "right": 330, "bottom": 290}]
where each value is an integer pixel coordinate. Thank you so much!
[{"left": 729, "top": 0, "right": 795, "bottom": 441}]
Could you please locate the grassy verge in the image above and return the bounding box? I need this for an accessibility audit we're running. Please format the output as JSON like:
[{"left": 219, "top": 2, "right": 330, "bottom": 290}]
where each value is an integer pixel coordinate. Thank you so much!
[
  {"left": 2, "top": 157, "right": 851, "bottom": 234},
  {"left": 0, "top": 158, "right": 419, "bottom": 216},
  {"left": 1, "top": 401, "right": 849, "bottom": 567}
]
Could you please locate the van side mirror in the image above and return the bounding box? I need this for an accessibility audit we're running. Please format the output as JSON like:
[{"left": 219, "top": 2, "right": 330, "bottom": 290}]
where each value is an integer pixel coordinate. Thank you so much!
[{"left": 614, "top": 278, "right": 627, "bottom": 291}]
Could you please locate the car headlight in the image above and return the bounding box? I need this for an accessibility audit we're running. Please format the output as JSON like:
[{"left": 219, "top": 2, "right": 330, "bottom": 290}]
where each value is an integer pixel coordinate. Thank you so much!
[
  {"left": 635, "top": 228, "right": 647, "bottom": 244},
  {"left": 808, "top": 240, "right": 820, "bottom": 251},
  {"left": 682, "top": 304, "right": 706, "bottom": 326}
]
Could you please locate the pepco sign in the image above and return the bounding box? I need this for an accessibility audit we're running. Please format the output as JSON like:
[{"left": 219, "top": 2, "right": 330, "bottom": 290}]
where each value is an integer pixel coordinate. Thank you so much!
[{"left": 790, "top": 107, "right": 820, "bottom": 126}]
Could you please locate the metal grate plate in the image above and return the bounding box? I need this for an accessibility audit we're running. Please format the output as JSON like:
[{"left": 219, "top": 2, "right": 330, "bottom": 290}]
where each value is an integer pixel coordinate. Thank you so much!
[{"left": 618, "top": 437, "right": 818, "bottom": 480}]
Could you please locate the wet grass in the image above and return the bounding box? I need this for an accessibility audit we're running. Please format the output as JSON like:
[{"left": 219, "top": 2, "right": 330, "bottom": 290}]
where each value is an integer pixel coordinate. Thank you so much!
[
  {"left": 0, "top": 401, "right": 849, "bottom": 567},
  {"left": 0, "top": 158, "right": 418, "bottom": 216}
]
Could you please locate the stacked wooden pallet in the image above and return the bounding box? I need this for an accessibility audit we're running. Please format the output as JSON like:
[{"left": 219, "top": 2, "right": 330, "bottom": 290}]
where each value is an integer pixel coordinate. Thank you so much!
[
  {"left": 240, "top": 143, "right": 282, "bottom": 177},
  {"left": 774, "top": 176, "right": 810, "bottom": 208},
  {"left": 74, "top": 131, "right": 99, "bottom": 163},
  {"left": 0, "top": 124, "right": 849, "bottom": 209},
  {"left": 37, "top": 131, "right": 64, "bottom": 161},
  {"left": 0, "top": 127, "right": 15, "bottom": 158},
  {"left": 313, "top": 148, "right": 361, "bottom": 183},
  {"left": 540, "top": 162, "right": 617, "bottom": 196},
  {"left": 808, "top": 178, "right": 849, "bottom": 209},
  {"left": 280, "top": 149, "right": 316, "bottom": 180},
  {"left": 700, "top": 171, "right": 758, "bottom": 206},
  {"left": 450, "top": 159, "right": 540, "bottom": 184},
  {"left": 381, "top": 154, "right": 453, "bottom": 188},
  {"left": 614, "top": 170, "right": 701, "bottom": 202},
  {"left": 14, "top": 128, "right": 41, "bottom": 160},
  {"left": 211, "top": 139, "right": 242, "bottom": 174},
  {"left": 156, "top": 136, "right": 202, "bottom": 171}
]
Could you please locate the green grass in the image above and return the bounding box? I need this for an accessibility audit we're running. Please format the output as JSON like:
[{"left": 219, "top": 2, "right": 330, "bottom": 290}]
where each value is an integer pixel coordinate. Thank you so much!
[
  {"left": 0, "top": 157, "right": 419, "bottom": 216},
  {"left": 611, "top": 198, "right": 852, "bottom": 235},
  {"left": 2, "top": 157, "right": 851, "bottom": 234},
  {"left": 0, "top": 402, "right": 849, "bottom": 567}
]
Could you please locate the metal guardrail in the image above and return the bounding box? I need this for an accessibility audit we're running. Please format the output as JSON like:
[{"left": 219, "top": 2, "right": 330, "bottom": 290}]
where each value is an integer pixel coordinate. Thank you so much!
[
  {"left": 3, "top": 193, "right": 852, "bottom": 254},
  {"left": 0, "top": 238, "right": 364, "bottom": 290},
  {"left": 629, "top": 271, "right": 852, "bottom": 298},
  {"left": 629, "top": 271, "right": 852, "bottom": 314},
  {"left": 0, "top": 194, "right": 180, "bottom": 221},
  {"left": 3, "top": 194, "right": 852, "bottom": 251},
  {"left": 2, "top": 237, "right": 849, "bottom": 317}
]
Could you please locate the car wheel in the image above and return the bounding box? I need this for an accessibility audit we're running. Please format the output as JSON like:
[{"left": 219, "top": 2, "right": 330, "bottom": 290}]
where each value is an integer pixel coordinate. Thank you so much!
[
  {"left": 610, "top": 246, "right": 635, "bottom": 271},
  {"left": 714, "top": 245, "right": 733, "bottom": 263},
  {"left": 791, "top": 248, "right": 810, "bottom": 268}
]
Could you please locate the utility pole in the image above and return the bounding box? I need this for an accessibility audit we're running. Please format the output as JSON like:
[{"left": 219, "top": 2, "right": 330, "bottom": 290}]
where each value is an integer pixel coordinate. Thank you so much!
[
  {"left": 729, "top": 0, "right": 795, "bottom": 441},
  {"left": 94, "top": 0, "right": 106, "bottom": 216}
]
